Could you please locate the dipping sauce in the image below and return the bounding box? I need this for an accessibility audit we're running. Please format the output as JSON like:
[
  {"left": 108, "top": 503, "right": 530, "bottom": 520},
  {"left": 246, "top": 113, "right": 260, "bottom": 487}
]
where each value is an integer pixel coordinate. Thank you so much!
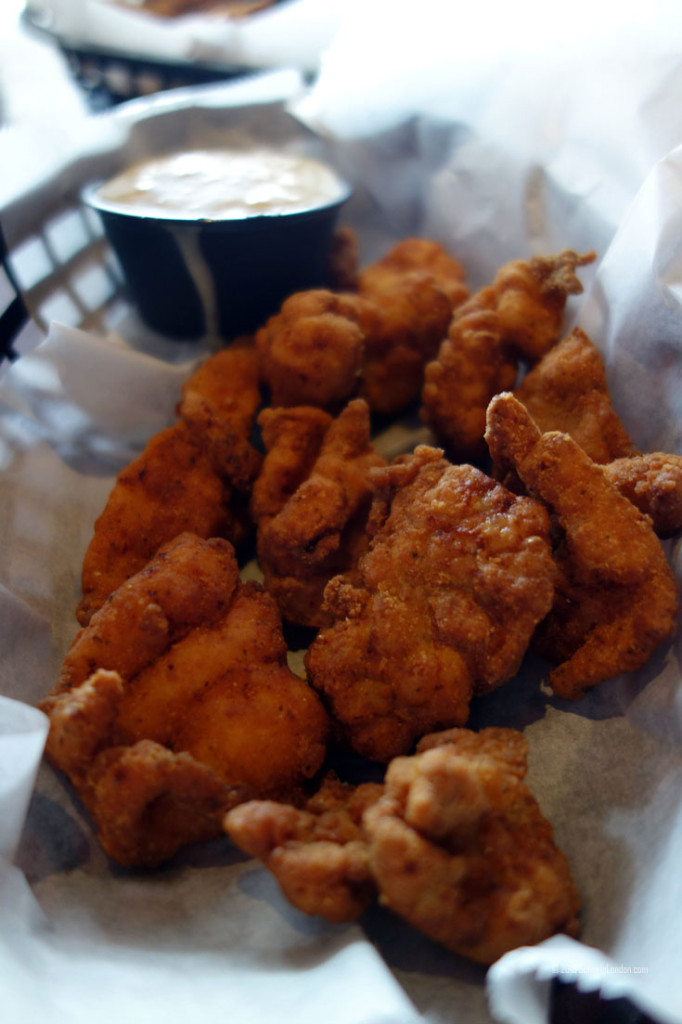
[{"left": 94, "top": 147, "right": 349, "bottom": 221}]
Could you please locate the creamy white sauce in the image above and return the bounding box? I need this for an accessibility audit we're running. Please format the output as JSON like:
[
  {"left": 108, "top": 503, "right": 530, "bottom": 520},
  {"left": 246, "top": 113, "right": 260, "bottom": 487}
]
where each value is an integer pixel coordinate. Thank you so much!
[{"left": 95, "top": 148, "right": 347, "bottom": 220}]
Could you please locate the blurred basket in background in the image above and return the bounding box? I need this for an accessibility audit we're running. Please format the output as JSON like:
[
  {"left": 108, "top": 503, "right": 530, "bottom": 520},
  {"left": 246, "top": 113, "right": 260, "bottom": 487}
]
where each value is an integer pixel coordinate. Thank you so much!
[
  {"left": 21, "top": 2, "right": 266, "bottom": 109},
  {"left": 0, "top": 186, "right": 124, "bottom": 362},
  {"left": 0, "top": 69, "right": 319, "bottom": 364},
  {"left": 57, "top": 42, "right": 251, "bottom": 110}
]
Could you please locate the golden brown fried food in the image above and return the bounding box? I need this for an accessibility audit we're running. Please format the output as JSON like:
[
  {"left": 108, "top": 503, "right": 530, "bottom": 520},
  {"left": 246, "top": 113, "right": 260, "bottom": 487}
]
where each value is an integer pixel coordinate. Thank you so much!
[
  {"left": 89, "top": 739, "right": 235, "bottom": 868},
  {"left": 255, "top": 239, "right": 468, "bottom": 417},
  {"left": 513, "top": 327, "right": 636, "bottom": 464},
  {"left": 363, "top": 727, "right": 580, "bottom": 965},
  {"left": 485, "top": 393, "right": 679, "bottom": 699},
  {"left": 47, "top": 669, "right": 235, "bottom": 866},
  {"left": 359, "top": 238, "right": 469, "bottom": 308},
  {"left": 305, "top": 446, "right": 556, "bottom": 761},
  {"left": 250, "top": 405, "right": 333, "bottom": 526},
  {"left": 76, "top": 422, "right": 238, "bottom": 626},
  {"left": 491, "top": 250, "right": 596, "bottom": 362},
  {"left": 420, "top": 292, "right": 517, "bottom": 462},
  {"left": 224, "top": 774, "right": 384, "bottom": 922},
  {"left": 42, "top": 533, "right": 330, "bottom": 866},
  {"left": 112, "top": 580, "right": 328, "bottom": 795},
  {"left": 603, "top": 452, "right": 682, "bottom": 538},
  {"left": 255, "top": 399, "right": 385, "bottom": 628},
  {"left": 178, "top": 341, "right": 262, "bottom": 455},
  {"left": 421, "top": 251, "right": 595, "bottom": 461},
  {"left": 255, "top": 289, "right": 367, "bottom": 410},
  {"left": 59, "top": 532, "right": 241, "bottom": 698},
  {"left": 77, "top": 345, "right": 262, "bottom": 625},
  {"left": 357, "top": 238, "right": 470, "bottom": 416}
]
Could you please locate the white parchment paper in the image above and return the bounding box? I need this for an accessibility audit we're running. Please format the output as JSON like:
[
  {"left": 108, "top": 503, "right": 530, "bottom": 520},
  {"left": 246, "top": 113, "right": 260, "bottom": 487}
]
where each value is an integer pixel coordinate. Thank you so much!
[{"left": 2, "top": 7, "right": 682, "bottom": 1023}]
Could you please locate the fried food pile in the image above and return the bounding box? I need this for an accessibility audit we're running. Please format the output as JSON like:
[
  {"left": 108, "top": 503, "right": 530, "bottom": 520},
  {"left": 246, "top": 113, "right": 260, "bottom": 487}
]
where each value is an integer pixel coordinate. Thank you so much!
[
  {"left": 486, "top": 393, "right": 679, "bottom": 699},
  {"left": 421, "top": 251, "right": 596, "bottom": 461},
  {"left": 225, "top": 727, "right": 580, "bottom": 964},
  {"left": 256, "top": 237, "right": 470, "bottom": 417},
  {"left": 39, "top": 231, "right": 682, "bottom": 967},
  {"left": 41, "top": 533, "right": 329, "bottom": 866}
]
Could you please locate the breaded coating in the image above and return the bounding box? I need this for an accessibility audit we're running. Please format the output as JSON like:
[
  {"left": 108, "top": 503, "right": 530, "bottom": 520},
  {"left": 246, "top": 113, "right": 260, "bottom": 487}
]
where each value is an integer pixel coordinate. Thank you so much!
[
  {"left": 224, "top": 774, "right": 384, "bottom": 922},
  {"left": 513, "top": 328, "right": 636, "bottom": 464},
  {"left": 112, "top": 580, "right": 329, "bottom": 795},
  {"left": 77, "top": 345, "right": 262, "bottom": 625},
  {"left": 177, "top": 340, "right": 262, "bottom": 446},
  {"left": 41, "top": 669, "right": 237, "bottom": 868},
  {"left": 58, "top": 533, "right": 241, "bottom": 698},
  {"left": 255, "top": 239, "right": 468, "bottom": 417},
  {"left": 89, "top": 740, "right": 234, "bottom": 868},
  {"left": 485, "top": 393, "right": 679, "bottom": 699},
  {"left": 255, "top": 289, "right": 367, "bottom": 409},
  {"left": 421, "top": 251, "right": 595, "bottom": 461},
  {"left": 250, "top": 406, "right": 333, "bottom": 526},
  {"left": 357, "top": 238, "right": 470, "bottom": 416},
  {"left": 43, "top": 668, "right": 126, "bottom": 777},
  {"left": 76, "top": 423, "right": 238, "bottom": 626},
  {"left": 359, "top": 238, "right": 469, "bottom": 308},
  {"left": 363, "top": 728, "right": 580, "bottom": 965},
  {"left": 603, "top": 452, "right": 682, "bottom": 538},
  {"left": 491, "top": 250, "right": 596, "bottom": 362},
  {"left": 421, "top": 293, "right": 518, "bottom": 462},
  {"left": 255, "top": 399, "right": 385, "bottom": 628},
  {"left": 41, "top": 534, "right": 330, "bottom": 866},
  {"left": 305, "top": 446, "right": 556, "bottom": 761}
]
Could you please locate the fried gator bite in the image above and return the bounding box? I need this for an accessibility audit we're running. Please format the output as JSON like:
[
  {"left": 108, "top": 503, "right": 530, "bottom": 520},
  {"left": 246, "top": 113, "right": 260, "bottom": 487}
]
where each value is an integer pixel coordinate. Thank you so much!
[
  {"left": 225, "top": 728, "right": 580, "bottom": 965},
  {"left": 421, "top": 250, "right": 595, "bottom": 462},
  {"left": 77, "top": 343, "right": 262, "bottom": 625},
  {"left": 250, "top": 405, "right": 333, "bottom": 525},
  {"left": 253, "top": 398, "right": 386, "bottom": 628},
  {"left": 256, "top": 238, "right": 469, "bottom": 417},
  {"left": 255, "top": 289, "right": 367, "bottom": 410},
  {"left": 364, "top": 727, "right": 580, "bottom": 965},
  {"left": 512, "top": 327, "right": 636, "bottom": 465},
  {"left": 603, "top": 453, "right": 682, "bottom": 539},
  {"left": 485, "top": 393, "right": 679, "bottom": 699},
  {"left": 41, "top": 533, "right": 329, "bottom": 867},
  {"left": 498, "top": 329, "right": 682, "bottom": 537},
  {"left": 305, "top": 446, "right": 556, "bottom": 762},
  {"left": 356, "top": 238, "right": 470, "bottom": 416},
  {"left": 225, "top": 774, "right": 384, "bottom": 923}
]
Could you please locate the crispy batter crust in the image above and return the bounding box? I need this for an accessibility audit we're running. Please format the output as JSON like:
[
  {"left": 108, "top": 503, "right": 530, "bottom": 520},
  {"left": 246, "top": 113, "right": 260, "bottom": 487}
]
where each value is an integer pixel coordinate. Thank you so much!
[
  {"left": 254, "top": 399, "right": 385, "bottom": 627},
  {"left": 78, "top": 345, "right": 262, "bottom": 625},
  {"left": 306, "top": 446, "right": 555, "bottom": 760},
  {"left": 485, "top": 393, "right": 679, "bottom": 698},
  {"left": 225, "top": 775, "right": 383, "bottom": 922},
  {"left": 43, "top": 534, "right": 329, "bottom": 866},
  {"left": 421, "top": 251, "right": 595, "bottom": 461},
  {"left": 512, "top": 327, "right": 636, "bottom": 464},
  {"left": 364, "top": 728, "right": 580, "bottom": 964}
]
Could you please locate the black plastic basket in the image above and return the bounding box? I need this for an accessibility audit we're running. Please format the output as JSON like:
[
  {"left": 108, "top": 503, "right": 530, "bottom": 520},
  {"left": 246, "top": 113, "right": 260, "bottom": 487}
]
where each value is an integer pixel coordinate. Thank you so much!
[{"left": 21, "top": 5, "right": 258, "bottom": 110}]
